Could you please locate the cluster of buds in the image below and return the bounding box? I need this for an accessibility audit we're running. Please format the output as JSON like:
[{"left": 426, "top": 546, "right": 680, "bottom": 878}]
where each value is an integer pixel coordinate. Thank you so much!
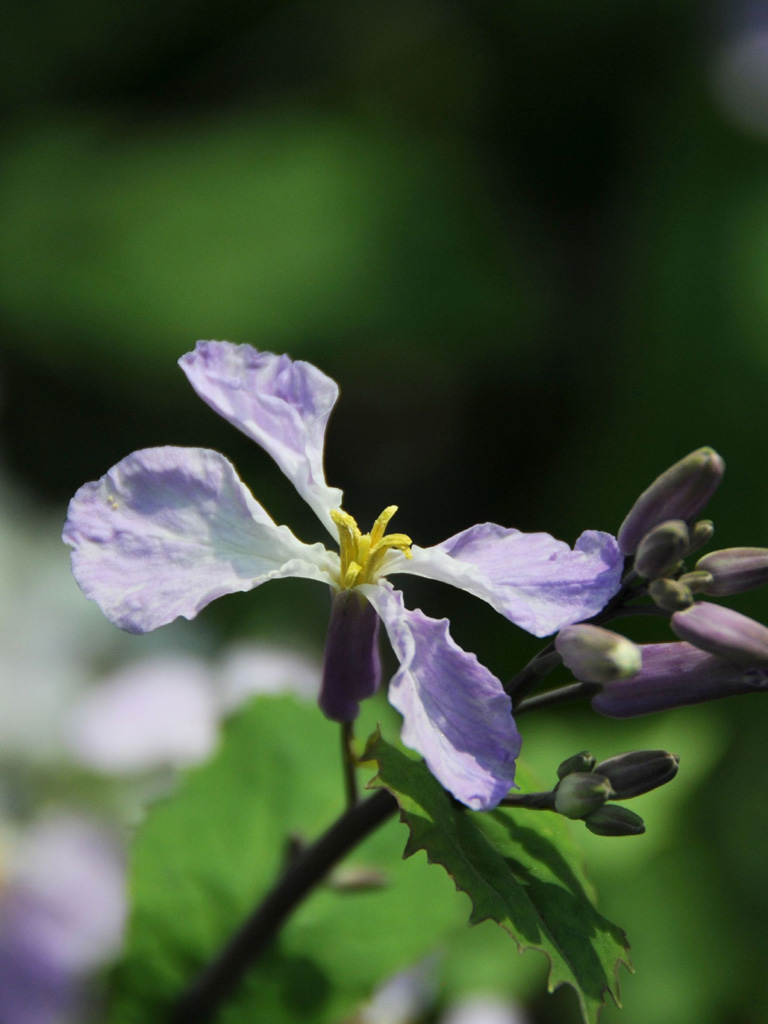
[
  {"left": 618, "top": 447, "right": 724, "bottom": 611},
  {"left": 552, "top": 749, "right": 680, "bottom": 835},
  {"left": 549, "top": 447, "right": 768, "bottom": 718}
]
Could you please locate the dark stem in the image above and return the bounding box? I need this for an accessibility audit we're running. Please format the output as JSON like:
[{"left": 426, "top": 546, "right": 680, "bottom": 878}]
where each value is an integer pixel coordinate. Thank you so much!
[
  {"left": 169, "top": 788, "right": 398, "bottom": 1024},
  {"left": 514, "top": 681, "right": 600, "bottom": 716},
  {"left": 341, "top": 721, "right": 359, "bottom": 807},
  {"left": 498, "top": 790, "right": 557, "bottom": 810}
]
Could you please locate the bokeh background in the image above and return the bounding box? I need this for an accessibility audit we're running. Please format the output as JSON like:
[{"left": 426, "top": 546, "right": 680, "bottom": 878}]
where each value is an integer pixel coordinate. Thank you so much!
[{"left": 3, "top": 1, "right": 768, "bottom": 1022}]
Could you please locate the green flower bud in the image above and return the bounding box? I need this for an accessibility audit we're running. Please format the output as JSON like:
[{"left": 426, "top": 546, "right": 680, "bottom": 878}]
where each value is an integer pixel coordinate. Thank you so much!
[
  {"left": 555, "top": 624, "right": 642, "bottom": 683},
  {"left": 592, "top": 749, "right": 680, "bottom": 799},
  {"left": 554, "top": 772, "right": 613, "bottom": 819},
  {"left": 556, "top": 751, "right": 596, "bottom": 780},
  {"left": 687, "top": 520, "right": 715, "bottom": 556},
  {"left": 677, "top": 570, "right": 714, "bottom": 594},
  {"left": 634, "top": 520, "right": 690, "bottom": 579},
  {"left": 696, "top": 547, "right": 768, "bottom": 596},
  {"left": 618, "top": 447, "right": 725, "bottom": 556},
  {"left": 584, "top": 805, "right": 646, "bottom": 837},
  {"left": 648, "top": 577, "right": 694, "bottom": 611}
]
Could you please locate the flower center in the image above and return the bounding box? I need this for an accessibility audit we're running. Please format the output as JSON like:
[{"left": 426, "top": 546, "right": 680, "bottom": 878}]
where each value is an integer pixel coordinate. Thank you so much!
[{"left": 330, "top": 505, "right": 412, "bottom": 590}]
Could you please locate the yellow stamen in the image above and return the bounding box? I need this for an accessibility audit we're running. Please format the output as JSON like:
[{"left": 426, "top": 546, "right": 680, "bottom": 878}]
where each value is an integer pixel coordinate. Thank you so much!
[
  {"left": 370, "top": 505, "right": 399, "bottom": 546},
  {"left": 331, "top": 506, "right": 413, "bottom": 589},
  {"left": 344, "top": 562, "right": 363, "bottom": 588}
]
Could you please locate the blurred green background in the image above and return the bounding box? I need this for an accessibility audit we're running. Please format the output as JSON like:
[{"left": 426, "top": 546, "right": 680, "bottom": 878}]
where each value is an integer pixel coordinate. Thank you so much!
[{"left": 3, "top": 1, "right": 768, "bottom": 1021}]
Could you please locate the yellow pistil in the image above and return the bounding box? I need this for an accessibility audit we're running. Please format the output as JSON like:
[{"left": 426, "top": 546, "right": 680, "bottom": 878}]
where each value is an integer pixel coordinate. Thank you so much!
[{"left": 330, "top": 505, "right": 413, "bottom": 589}]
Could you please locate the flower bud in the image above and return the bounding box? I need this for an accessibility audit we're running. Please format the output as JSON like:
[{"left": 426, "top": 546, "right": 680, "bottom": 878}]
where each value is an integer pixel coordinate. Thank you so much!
[
  {"left": 592, "top": 750, "right": 679, "bottom": 799},
  {"left": 677, "top": 570, "right": 714, "bottom": 594},
  {"left": 556, "top": 751, "right": 596, "bottom": 780},
  {"left": 555, "top": 624, "right": 641, "bottom": 683},
  {"left": 687, "top": 520, "right": 715, "bottom": 556},
  {"left": 319, "top": 591, "right": 382, "bottom": 722},
  {"left": 617, "top": 447, "right": 725, "bottom": 556},
  {"left": 584, "top": 805, "right": 645, "bottom": 837},
  {"left": 648, "top": 577, "right": 694, "bottom": 611},
  {"left": 591, "top": 641, "right": 768, "bottom": 717},
  {"left": 696, "top": 547, "right": 768, "bottom": 596},
  {"left": 634, "top": 520, "right": 690, "bottom": 579},
  {"left": 671, "top": 602, "right": 768, "bottom": 666},
  {"left": 554, "top": 772, "right": 613, "bottom": 819}
]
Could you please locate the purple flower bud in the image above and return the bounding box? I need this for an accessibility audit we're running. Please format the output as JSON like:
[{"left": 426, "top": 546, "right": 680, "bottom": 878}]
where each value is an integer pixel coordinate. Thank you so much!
[
  {"left": 319, "top": 590, "right": 382, "bottom": 722},
  {"left": 584, "top": 805, "right": 645, "bottom": 836},
  {"left": 593, "top": 749, "right": 679, "bottom": 799},
  {"left": 554, "top": 772, "right": 613, "bottom": 819},
  {"left": 633, "top": 520, "right": 689, "bottom": 579},
  {"left": 671, "top": 602, "right": 768, "bottom": 665},
  {"left": 648, "top": 577, "right": 694, "bottom": 611},
  {"left": 555, "top": 624, "right": 641, "bottom": 683},
  {"left": 591, "top": 641, "right": 768, "bottom": 717},
  {"left": 696, "top": 547, "right": 768, "bottom": 596},
  {"left": 617, "top": 447, "right": 725, "bottom": 556}
]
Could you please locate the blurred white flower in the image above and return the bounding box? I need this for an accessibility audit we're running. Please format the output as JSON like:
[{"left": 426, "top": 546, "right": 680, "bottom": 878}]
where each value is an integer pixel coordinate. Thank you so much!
[
  {"left": 712, "top": 29, "right": 768, "bottom": 136},
  {"left": 359, "top": 958, "right": 437, "bottom": 1024},
  {"left": 65, "top": 645, "right": 321, "bottom": 776},
  {"left": 217, "top": 643, "right": 320, "bottom": 713},
  {"left": 65, "top": 656, "right": 219, "bottom": 774},
  {"left": 439, "top": 994, "right": 529, "bottom": 1024},
  {"left": 0, "top": 483, "right": 131, "bottom": 759}
]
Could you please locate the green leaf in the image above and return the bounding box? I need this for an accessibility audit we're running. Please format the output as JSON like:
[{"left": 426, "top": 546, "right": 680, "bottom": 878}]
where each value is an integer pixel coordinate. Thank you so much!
[
  {"left": 107, "top": 696, "right": 465, "bottom": 1024},
  {"left": 364, "top": 734, "right": 632, "bottom": 1024}
]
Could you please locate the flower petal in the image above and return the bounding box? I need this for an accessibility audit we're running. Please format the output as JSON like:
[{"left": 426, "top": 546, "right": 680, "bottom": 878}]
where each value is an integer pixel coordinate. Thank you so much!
[
  {"left": 179, "top": 341, "right": 343, "bottom": 534},
  {"left": 392, "top": 525, "right": 623, "bottom": 637},
  {"left": 363, "top": 583, "right": 520, "bottom": 810},
  {"left": 62, "top": 447, "right": 337, "bottom": 633}
]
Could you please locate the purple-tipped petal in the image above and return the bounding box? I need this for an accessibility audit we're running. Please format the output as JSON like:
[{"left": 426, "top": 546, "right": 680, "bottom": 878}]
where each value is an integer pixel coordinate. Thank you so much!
[
  {"left": 63, "top": 446, "right": 337, "bottom": 633},
  {"left": 364, "top": 583, "right": 520, "bottom": 810},
  {"left": 591, "top": 641, "right": 768, "bottom": 717},
  {"left": 180, "top": 342, "right": 343, "bottom": 534},
  {"left": 319, "top": 590, "right": 382, "bottom": 723},
  {"left": 393, "top": 525, "right": 623, "bottom": 637}
]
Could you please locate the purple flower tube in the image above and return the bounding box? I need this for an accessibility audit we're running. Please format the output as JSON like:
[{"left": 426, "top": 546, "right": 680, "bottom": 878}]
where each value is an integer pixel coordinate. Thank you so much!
[
  {"left": 671, "top": 602, "right": 768, "bottom": 665},
  {"left": 591, "top": 641, "right": 768, "bottom": 717},
  {"left": 319, "top": 591, "right": 382, "bottom": 722}
]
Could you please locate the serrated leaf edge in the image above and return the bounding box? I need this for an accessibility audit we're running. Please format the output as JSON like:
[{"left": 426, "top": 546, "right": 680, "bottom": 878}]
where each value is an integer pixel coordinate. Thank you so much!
[{"left": 364, "top": 751, "right": 632, "bottom": 1024}]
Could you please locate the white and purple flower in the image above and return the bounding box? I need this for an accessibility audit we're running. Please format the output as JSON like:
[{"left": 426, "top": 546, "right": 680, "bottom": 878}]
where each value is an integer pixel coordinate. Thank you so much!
[
  {"left": 63, "top": 342, "right": 623, "bottom": 809},
  {"left": 0, "top": 814, "right": 126, "bottom": 1024}
]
